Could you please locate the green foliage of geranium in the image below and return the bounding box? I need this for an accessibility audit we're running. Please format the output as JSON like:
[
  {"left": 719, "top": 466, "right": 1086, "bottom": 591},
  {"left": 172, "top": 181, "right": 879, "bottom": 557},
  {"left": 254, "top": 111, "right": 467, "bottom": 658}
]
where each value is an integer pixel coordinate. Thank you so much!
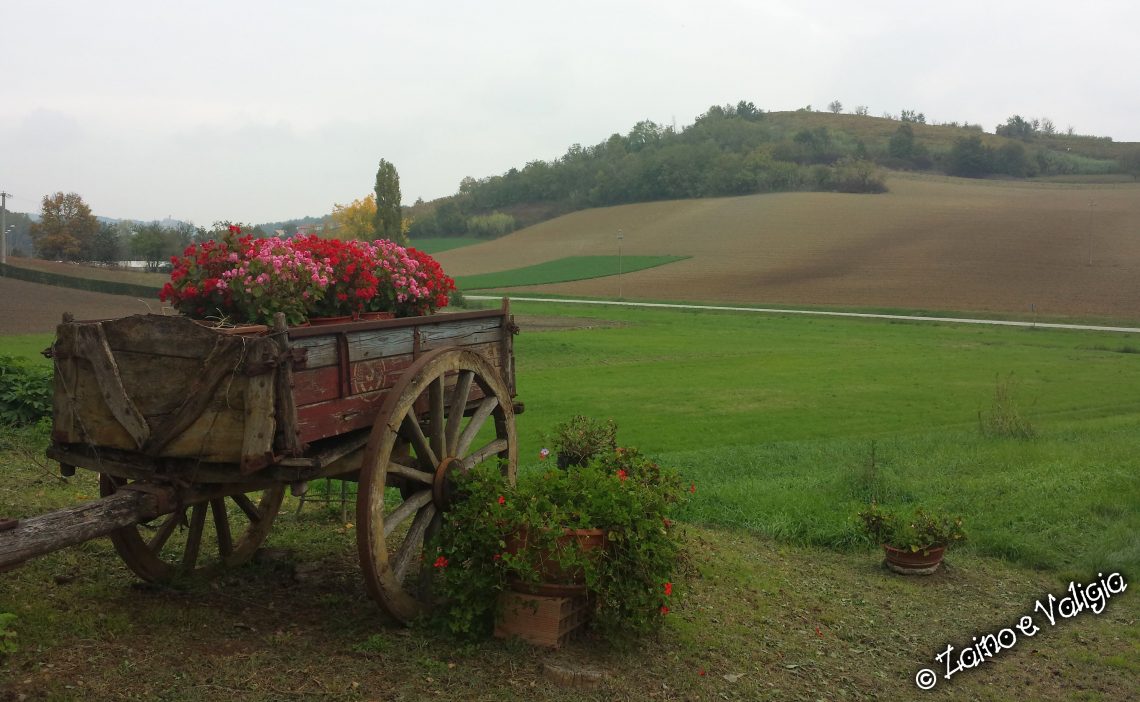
[
  {"left": 858, "top": 502, "right": 966, "bottom": 555},
  {"left": 429, "top": 443, "right": 687, "bottom": 641}
]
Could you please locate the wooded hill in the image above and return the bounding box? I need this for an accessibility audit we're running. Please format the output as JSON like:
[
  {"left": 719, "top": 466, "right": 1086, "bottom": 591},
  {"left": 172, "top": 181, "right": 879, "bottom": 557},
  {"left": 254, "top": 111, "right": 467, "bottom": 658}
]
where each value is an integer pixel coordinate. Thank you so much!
[{"left": 408, "top": 103, "right": 1139, "bottom": 239}]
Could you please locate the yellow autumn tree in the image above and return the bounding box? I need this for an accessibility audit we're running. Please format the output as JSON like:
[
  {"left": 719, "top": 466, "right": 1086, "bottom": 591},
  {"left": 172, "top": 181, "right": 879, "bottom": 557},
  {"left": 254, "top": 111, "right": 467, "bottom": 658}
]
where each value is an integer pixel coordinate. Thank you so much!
[{"left": 330, "top": 194, "right": 378, "bottom": 241}]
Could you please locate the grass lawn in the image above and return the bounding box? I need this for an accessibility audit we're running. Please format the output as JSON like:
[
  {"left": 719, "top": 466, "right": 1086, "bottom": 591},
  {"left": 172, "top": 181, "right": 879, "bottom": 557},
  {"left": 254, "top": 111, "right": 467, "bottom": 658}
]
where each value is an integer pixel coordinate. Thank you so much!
[
  {"left": 2, "top": 299, "right": 1136, "bottom": 699},
  {"left": 455, "top": 255, "right": 687, "bottom": 291},
  {"left": 507, "top": 300, "right": 1140, "bottom": 578}
]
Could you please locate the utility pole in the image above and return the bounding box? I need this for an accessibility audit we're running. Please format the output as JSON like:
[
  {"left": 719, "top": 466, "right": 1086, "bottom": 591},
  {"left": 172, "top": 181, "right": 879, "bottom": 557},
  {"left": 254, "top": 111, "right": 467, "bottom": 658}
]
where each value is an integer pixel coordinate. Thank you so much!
[{"left": 0, "top": 191, "right": 10, "bottom": 266}]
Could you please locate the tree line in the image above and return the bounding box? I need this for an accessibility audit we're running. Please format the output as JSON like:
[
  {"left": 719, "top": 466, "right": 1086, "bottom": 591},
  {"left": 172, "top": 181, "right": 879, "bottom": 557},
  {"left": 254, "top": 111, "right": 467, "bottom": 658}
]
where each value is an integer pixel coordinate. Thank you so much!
[
  {"left": 408, "top": 103, "right": 1140, "bottom": 238},
  {"left": 409, "top": 101, "right": 888, "bottom": 238}
]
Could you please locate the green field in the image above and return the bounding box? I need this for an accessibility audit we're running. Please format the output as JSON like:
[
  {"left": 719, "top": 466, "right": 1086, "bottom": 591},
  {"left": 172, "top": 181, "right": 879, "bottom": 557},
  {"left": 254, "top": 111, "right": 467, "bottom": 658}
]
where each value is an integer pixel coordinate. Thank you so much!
[
  {"left": 407, "top": 235, "right": 483, "bottom": 254},
  {"left": 505, "top": 301, "right": 1140, "bottom": 577},
  {"left": 3, "top": 298, "right": 1138, "bottom": 699},
  {"left": 455, "top": 255, "right": 687, "bottom": 290}
]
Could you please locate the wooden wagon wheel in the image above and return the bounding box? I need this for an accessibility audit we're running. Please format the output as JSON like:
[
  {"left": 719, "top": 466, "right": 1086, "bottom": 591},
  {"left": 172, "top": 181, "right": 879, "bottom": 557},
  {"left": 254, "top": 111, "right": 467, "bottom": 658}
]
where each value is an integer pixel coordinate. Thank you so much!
[
  {"left": 357, "top": 347, "right": 517, "bottom": 623},
  {"left": 99, "top": 476, "right": 285, "bottom": 582}
]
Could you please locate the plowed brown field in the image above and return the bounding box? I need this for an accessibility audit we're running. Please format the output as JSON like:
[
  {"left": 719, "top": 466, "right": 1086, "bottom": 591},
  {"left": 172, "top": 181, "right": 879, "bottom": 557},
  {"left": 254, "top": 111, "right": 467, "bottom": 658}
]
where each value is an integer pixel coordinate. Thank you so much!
[
  {"left": 437, "top": 174, "right": 1140, "bottom": 321},
  {"left": 0, "top": 277, "right": 158, "bottom": 334}
]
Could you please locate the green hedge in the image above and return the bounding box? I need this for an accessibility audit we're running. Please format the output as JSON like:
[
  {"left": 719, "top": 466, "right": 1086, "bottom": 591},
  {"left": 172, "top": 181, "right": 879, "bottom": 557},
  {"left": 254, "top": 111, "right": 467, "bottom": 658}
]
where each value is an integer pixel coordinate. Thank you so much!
[{"left": 0, "top": 263, "right": 162, "bottom": 298}]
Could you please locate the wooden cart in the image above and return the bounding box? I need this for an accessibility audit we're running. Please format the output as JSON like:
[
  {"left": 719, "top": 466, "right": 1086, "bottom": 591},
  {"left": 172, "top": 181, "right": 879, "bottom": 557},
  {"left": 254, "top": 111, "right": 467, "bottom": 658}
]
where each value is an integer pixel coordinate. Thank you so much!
[{"left": 0, "top": 301, "right": 520, "bottom": 623}]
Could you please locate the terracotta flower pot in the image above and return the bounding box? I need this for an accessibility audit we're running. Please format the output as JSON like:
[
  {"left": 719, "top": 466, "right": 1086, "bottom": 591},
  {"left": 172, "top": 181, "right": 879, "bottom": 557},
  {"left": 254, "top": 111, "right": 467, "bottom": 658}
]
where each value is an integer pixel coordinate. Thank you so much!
[
  {"left": 883, "top": 544, "right": 945, "bottom": 575},
  {"left": 308, "top": 315, "right": 354, "bottom": 326},
  {"left": 357, "top": 311, "right": 396, "bottom": 321},
  {"left": 506, "top": 527, "right": 606, "bottom": 596}
]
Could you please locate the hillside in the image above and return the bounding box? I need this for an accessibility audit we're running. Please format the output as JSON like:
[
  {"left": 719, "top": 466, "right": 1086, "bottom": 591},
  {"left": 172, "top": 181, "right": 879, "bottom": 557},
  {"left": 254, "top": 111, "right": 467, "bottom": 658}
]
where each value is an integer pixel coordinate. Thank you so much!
[{"left": 438, "top": 173, "right": 1140, "bottom": 321}]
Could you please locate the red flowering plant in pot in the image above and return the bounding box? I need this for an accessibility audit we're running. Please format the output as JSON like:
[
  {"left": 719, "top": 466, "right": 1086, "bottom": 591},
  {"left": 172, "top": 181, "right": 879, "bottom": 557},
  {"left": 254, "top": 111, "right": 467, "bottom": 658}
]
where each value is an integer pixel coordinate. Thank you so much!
[
  {"left": 858, "top": 502, "right": 966, "bottom": 575},
  {"left": 369, "top": 240, "right": 456, "bottom": 318},
  {"left": 428, "top": 437, "right": 688, "bottom": 640},
  {"left": 159, "top": 225, "right": 251, "bottom": 324},
  {"left": 291, "top": 235, "right": 379, "bottom": 320}
]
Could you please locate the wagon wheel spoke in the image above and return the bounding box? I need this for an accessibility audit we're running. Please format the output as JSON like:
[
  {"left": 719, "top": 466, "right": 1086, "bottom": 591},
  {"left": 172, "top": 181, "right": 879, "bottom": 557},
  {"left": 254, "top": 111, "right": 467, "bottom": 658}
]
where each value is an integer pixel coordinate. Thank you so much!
[
  {"left": 402, "top": 411, "right": 438, "bottom": 469},
  {"left": 445, "top": 370, "right": 475, "bottom": 455},
  {"left": 231, "top": 493, "right": 261, "bottom": 522},
  {"left": 211, "top": 498, "right": 234, "bottom": 558},
  {"left": 460, "top": 438, "right": 509, "bottom": 470},
  {"left": 455, "top": 396, "right": 498, "bottom": 458},
  {"left": 384, "top": 490, "right": 433, "bottom": 538},
  {"left": 182, "top": 503, "right": 207, "bottom": 571},
  {"left": 389, "top": 460, "right": 434, "bottom": 486},
  {"left": 416, "top": 509, "right": 443, "bottom": 596},
  {"left": 392, "top": 503, "right": 438, "bottom": 583},
  {"left": 147, "top": 512, "right": 181, "bottom": 553},
  {"left": 429, "top": 376, "right": 446, "bottom": 461}
]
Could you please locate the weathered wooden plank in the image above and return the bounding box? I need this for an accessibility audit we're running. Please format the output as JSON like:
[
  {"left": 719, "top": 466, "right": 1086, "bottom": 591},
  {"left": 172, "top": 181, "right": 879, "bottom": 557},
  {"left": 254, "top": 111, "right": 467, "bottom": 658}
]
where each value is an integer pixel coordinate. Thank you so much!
[
  {"left": 271, "top": 313, "right": 304, "bottom": 456},
  {"left": 0, "top": 490, "right": 165, "bottom": 572},
  {"left": 73, "top": 324, "right": 151, "bottom": 449},
  {"left": 293, "top": 366, "right": 340, "bottom": 405},
  {"left": 142, "top": 345, "right": 259, "bottom": 456},
  {"left": 296, "top": 392, "right": 390, "bottom": 444},
  {"left": 347, "top": 355, "right": 413, "bottom": 396},
  {"left": 419, "top": 319, "right": 504, "bottom": 351},
  {"left": 346, "top": 328, "right": 417, "bottom": 362},
  {"left": 111, "top": 351, "right": 210, "bottom": 415},
  {"left": 99, "top": 314, "right": 247, "bottom": 360},
  {"left": 240, "top": 372, "right": 276, "bottom": 473},
  {"left": 161, "top": 404, "right": 247, "bottom": 462}
]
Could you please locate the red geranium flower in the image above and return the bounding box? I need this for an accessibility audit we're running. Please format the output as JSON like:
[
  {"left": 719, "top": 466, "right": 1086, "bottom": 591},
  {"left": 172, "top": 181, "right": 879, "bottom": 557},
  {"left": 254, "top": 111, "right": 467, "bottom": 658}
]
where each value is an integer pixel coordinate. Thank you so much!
[
  {"left": 617, "top": 469, "right": 628, "bottom": 482},
  {"left": 433, "top": 556, "right": 448, "bottom": 568},
  {"left": 664, "top": 582, "right": 673, "bottom": 596}
]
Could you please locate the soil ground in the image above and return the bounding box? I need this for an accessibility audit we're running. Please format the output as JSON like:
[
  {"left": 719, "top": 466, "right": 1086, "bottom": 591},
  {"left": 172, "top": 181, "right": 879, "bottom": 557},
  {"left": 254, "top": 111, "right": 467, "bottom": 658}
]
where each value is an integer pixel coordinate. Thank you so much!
[
  {"left": 436, "top": 175, "right": 1140, "bottom": 321},
  {"left": 0, "top": 277, "right": 163, "bottom": 334}
]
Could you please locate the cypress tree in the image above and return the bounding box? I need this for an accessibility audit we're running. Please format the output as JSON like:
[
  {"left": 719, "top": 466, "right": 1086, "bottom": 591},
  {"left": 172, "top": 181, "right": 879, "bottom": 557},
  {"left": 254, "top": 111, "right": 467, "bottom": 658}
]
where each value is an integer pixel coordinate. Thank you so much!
[{"left": 373, "top": 159, "right": 405, "bottom": 244}]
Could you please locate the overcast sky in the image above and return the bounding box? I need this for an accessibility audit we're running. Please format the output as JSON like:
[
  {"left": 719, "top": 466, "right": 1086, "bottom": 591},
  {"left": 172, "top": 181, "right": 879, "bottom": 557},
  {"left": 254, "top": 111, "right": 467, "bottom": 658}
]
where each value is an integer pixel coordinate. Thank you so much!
[{"left": 1, "top": 0, "right": 1137, "bottom": 226}]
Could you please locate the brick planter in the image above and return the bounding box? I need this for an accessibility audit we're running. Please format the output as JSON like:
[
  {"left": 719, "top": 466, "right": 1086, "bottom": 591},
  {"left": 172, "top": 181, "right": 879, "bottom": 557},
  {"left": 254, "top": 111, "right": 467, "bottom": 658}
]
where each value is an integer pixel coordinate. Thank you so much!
[{"left": 494, "top": 591, "right": 595, "bottom": 648}]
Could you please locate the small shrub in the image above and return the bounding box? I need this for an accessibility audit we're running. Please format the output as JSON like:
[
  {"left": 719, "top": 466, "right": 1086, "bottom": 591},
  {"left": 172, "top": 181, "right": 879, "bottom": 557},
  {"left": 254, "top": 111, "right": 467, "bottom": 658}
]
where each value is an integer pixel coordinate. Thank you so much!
[
  {"left": 547, "top": 415, "right": 617, "bottom": 468},
  {"left": 979, "top": 374, "right": 1036, "bottom": 439},
  {"left": 0, "top": 356, "right": 52, "bottom": 426},
  {"left": 429, "top": 443, "right": 688, "bottom": 640},
  {"left": 858, "top": 503, "right": 966, "bottom": 554}
]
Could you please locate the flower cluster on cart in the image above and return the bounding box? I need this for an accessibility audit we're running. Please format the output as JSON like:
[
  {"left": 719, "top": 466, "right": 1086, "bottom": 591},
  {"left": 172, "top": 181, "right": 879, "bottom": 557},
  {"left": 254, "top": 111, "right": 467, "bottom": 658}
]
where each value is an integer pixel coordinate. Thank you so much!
[{"left": 159, "top": 226, "right": 455, "bottom": 325}]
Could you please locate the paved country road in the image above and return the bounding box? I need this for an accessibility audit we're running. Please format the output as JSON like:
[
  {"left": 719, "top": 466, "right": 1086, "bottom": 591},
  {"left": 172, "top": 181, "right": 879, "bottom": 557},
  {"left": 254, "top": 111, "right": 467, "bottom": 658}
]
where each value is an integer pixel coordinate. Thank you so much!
[{"left": 469, "top": 295, "right": 1140, "bottom": 334}]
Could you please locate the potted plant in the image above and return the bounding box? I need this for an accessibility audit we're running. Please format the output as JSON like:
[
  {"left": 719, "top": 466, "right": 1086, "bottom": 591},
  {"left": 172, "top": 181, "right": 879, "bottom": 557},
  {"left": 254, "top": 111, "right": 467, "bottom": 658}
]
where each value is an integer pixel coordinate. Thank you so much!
[
  {"left": 858, "top": 502, "right": 966, "bottom": 574},
  {"left": 291, "top": 235, "right": 379, "bottom": 322},
  {"left": 429, "top": 442, "right": 687, "bottom": 640},
  {"left": 160, "top": 229, "right": 455, "bottom": 325},
  {"left": 547, "top": 415, "right": 618, "bottom": 469}
]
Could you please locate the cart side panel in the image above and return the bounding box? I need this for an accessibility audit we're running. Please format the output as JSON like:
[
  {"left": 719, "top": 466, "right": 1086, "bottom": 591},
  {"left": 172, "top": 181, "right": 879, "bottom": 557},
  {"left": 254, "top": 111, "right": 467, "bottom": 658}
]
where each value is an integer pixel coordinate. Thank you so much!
[
  {"left": 291, "top": 313, "right": 513, "bottom": 444},
  {"left": 51, "top": 315, "right": 279, "bottom": 466}
]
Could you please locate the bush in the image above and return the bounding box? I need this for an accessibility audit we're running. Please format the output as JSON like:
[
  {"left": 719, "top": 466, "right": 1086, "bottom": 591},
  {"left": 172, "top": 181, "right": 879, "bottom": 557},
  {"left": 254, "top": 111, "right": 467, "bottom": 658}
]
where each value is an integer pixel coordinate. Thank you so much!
[
  {"left": 465, "top": 212, "right": 517, "bottom": 238},
  {"left": 0, "top": 356, "right": 52, "bottom": 426},
  {"left": 429, "top": 445, "right": 688, "bottom": 640},
  {"left": 547, "top": 415, "right": 617, "bottom": 468}
]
